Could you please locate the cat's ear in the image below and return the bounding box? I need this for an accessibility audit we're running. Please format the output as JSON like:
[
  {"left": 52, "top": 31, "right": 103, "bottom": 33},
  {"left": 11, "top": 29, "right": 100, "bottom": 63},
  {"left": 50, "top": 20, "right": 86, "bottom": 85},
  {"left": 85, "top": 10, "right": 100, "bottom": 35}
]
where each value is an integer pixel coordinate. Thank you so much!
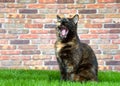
[
  {"left": 72, "top": 14, "right": 79, "bottom": 24},
  {"left": 57, "top": 15, "right": 61, "bottom": 22}
]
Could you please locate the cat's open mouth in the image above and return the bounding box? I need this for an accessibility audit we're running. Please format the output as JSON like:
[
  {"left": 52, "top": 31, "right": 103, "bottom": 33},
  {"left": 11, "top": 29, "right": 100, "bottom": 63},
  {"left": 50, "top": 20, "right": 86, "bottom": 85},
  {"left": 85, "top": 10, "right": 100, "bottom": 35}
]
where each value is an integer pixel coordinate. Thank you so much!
[{"left": 59, "top": 26, "right": 69, "bottom": 39}]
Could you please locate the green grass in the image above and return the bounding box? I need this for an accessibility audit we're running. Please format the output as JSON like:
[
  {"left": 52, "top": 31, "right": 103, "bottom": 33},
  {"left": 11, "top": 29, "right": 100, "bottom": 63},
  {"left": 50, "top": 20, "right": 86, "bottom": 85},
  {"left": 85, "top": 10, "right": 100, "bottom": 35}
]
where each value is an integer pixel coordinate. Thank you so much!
[{"left": 0, "top": 69, "right": 120, "bottom": 86}]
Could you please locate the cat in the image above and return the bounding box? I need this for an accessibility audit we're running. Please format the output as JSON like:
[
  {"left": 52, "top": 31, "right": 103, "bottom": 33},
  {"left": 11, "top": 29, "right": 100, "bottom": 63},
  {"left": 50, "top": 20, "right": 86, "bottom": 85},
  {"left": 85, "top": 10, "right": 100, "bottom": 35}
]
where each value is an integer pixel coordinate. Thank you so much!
[{"left": 54, "top": 14, "right": 98, "bottom": 82}]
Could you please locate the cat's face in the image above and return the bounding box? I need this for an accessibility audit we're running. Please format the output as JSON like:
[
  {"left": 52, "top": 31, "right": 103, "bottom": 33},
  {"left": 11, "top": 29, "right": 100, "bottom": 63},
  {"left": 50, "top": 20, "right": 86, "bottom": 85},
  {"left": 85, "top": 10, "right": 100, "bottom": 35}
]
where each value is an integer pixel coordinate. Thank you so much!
[{"left": 56, "top": 15, "right": 79, "bottom": 41}]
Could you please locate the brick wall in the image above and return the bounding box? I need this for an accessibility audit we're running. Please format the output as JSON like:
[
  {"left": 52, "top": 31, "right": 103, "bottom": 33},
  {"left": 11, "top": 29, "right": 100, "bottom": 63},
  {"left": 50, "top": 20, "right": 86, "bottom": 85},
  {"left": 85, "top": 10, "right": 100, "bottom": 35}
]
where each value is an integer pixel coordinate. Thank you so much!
[{"left": 0, "top": 0, "right": 120, "bottom": 71}]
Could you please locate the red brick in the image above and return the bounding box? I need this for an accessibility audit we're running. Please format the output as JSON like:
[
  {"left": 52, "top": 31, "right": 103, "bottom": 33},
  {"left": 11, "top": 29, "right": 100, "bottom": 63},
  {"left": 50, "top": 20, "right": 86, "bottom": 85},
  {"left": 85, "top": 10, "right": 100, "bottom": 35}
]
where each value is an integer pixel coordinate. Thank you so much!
[
  {"left": 33, "top": 19, "right": 52, "bottom": 24},
  {"left": 79, "top": 9, "right": 96, "bottom": 14},
  {"left": 99, "top": 66, "right": 112, "bottom": 71},
  {"left": 0, "top": 0, "right": 15, "bottom": 2},
  {"left": 24, "top": 60, "right": 42, "bottom": 66},
  {"left": 27, "top": 14, "right": 45, "bottom": 19},
  {"left": 112, "top": 40, "right": 120, "bottom": 44},
  {"left": 114, "top": 66, "right": 120, "bottom": 71},
  {"left": 57, "top": 0, "right": 74, "bottom": 3},
  {"left": 31, "top": 30, "right": 49, "bottom": 34},
  {"left": 0, "top": 3, "right": 5, "bottom": 8},
  {"left": 96, "top": 54, "right": 113, "bottom": 60},
  {"left": 80, "top": 34, "right": 98, "bottom": 39},
  {"left": 39, "top": 35, "right": 56, "bottom": 39},
  {"left": 85, "top": 24, "right": 102, "bottom": 28},
  {"left": 90, "top": 30, "right": 109, "bottom": 34},
  {"left": 0, "top": 40, "right": 8, "bottom": 44},
  {"left": 114, "top": 55, "right": 120, "bottom": 60},
  {"left": 39, "top": 0, "right": 56, "bottom": 3},
  {"left": 0, "top": 56, "right": 9, "bottom": 60},
  {"left": 32, "top": 55, "right": 51, "bottom": 60},
  {"left": 109, "top": 29, "right": 120, "bottom": 33},
  {"left": 87, "top": 4, "right": 105, "bottom": 8},
  {"left": 10, "top": 56, "right": 31, "bottom": 60},
  {"left": 28, "top": 4, "right": 45, "bottom": 8},
  {"left": 98, "top": 0, "right": 115, "bottom": 3},
  {"left": 1, "top": 51, "right": 20, "bottom": 55},
  {"left": 20, "top": 34, "right": 39, "bottom": 39},
  {"left": 25, "top": 24, "right": 43, "bottom": 28}
]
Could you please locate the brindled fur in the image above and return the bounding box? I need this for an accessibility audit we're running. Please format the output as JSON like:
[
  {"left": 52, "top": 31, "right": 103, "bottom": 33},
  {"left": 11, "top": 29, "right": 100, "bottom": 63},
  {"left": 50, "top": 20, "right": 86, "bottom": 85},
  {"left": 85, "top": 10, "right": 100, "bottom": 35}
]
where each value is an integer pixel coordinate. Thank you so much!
[{"left": 55, "top": 14, "right": 98, "bottom": 82}]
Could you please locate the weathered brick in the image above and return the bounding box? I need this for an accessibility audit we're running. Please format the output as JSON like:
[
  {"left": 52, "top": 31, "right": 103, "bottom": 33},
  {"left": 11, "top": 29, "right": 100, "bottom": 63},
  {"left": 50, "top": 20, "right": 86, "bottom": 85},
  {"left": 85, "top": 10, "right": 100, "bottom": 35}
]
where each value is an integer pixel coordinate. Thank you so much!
[
  {"left": 10, "top": 40, "right": 29, "bottom": 44},
  {"left": 25, "top": 24, "right": 43, "bottom": 28},
  {"left": 32, "top": 39, "right": 50, "bottom": 44},
  {"left": 42, "top": 49, "right": 55, "bottom": 55},
  {"left": 19, "top": 45, "right": 37, "bottom": 50},
  {"left": 33, "top": 55, "right": 51, "bottom": 60},
  {"left": 0, "top": 8, "right": 16, "bottom": 13},
  {"left": 45, "top": 24, "right": 56, "bottom": 28},
  {"left": 87, "top": 14, "right": 104, "bottom": 19},
  {"left": 1, "top": 51, "right": 21, "bottom": 55},
  {"left": 10, "top": 56, "right": 31, "bottom": 60},
  {"left": 114, "top": 66, "right": 120, "bottom": 71},
  {"left": 91, "top": 39, "right": 110, "bottom": 44},
  {"left": 106, "top": 61, "right": 120, "bottom": 65},
  {"left": 90, "top": 30, "right": 109, "bottom": 34},
  {"left": 7, "top": 4, "right": 26, "bottom": 8},
  {"left": 59, "top": 9, "right": 76, "bottom": 14},
  {"left": 99, "top": 8, "right": 116, "bottom": 13},
  {"left": 100, "top": 45, "right": 118, "bottom": 49},
  {"left": 0, "top": 14, "right": 4, "bottom": 18},
  {"left": 39, "top": 44, "right": 54, "bottom": 49},
  {"left": 8, "top": 29, "right": 29, "bottom": 34},
  {"left": 103, "top": 50, "right": 120, "bottom": 55},
  {"left": 0, "top": 0, "right": 15, "bottom": 2},
  {"left": 77, "top": 0, "right": 95, "bottom": 4},
  {"left": 28, "top": 4, "right": 45, "bottom": 8},
  {"left": 87, "top": 4, "right": 105, "bottom": 8},
  {"left": 85, "top": 24, "right": 102, "bottom": 28},
  {"left": 22, "top": 50, "right": 40, "bottom": 55},
  {"left": 24, "top": 60, "right": 42, "bottom": 66},
  {"left": 39, "top": 35, "right": 56, "bottom": 39},
  {"left": 92, "top": 19, "right": 112, "bottom": 23},
  {"left": 57, "top": 0, "right": 74, "bottom": 3},
  {"left": 109, "top": 29, "right": 120, "bottom": 33},
  {"left": 31, "top": 30, "right": 49, "bottom": 34},
  {"left": 46, "top": 4, "right": 65, "bottom": 9},
  {"left": 99, "top": 66, "right": 112, "bottom": 71},
  {"left": 96, "top": 54, "right": 113, "bottom": 60},
  {"left": 27, "top": 14, "right": 45, "bottom": 19},
  {"left": 105, "top": 14, "right": 120, "bottom": 18},
  {"left": 79, "top": 9, "right": 96, "bottom": 14},
  {"left": 93, "top": 50, "right": 101, "bottom": 54},
  {"left": 0, "top": 4, "right": 5, "bottom": 7},
  {"left": 77, "top": 30, "right": 89, "bottom": 34},
  {"left": 0, "top": 45, "right": 16, "bottom": 50},
  {"left": 4, "top": 24, "right": 24, "bottom": 28},
  {"left": 99, "top": 35, "right": 119, "bottom": 39},
  {"left": 39, "top": 0, "right": 56, "bottom": 3},
  {"left": 19, "top": 9, "right": 38, "bottom": 14},
  {"left": 90, "top": 45, "right": 98, "bottom": 49},
  {"left": 104, "top": 24, "right": 120, "bottom": 28},
  {"left": 17, "top": 0, "right": 37, "bottom": 3},
  {"left": 98, "top": 0, "right": 115, "bottom": 3},
  {"left": 0, "top": 34, "right": 18, "bottom": 39},
  {"left": 7, "top": 14, "right": 25, "bottom": 18},
  {"left": 67, "top": 4, "right": 85, "bottom": 9},
  {"left": 112, "top": 40, "right": 120, "bottom": 44},
  {"left": 44, "top": 61, "right": 58, "bottom": 65},
  {"left": 1, "top": 60, "right": 22, "bottom": 66},
  {"left": 49, "top": 30, "right": 56, "bottom": 34},
  {"left": 113, "top": 19, "right": 120, "bottom": 23}
]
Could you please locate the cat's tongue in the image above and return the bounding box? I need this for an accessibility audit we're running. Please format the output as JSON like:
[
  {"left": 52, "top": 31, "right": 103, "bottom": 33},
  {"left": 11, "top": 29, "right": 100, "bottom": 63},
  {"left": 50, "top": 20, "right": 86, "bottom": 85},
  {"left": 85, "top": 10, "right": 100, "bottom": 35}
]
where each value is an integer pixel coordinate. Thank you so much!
[{"left": 61, "top": 29, "right": 66, "bottom": 36}]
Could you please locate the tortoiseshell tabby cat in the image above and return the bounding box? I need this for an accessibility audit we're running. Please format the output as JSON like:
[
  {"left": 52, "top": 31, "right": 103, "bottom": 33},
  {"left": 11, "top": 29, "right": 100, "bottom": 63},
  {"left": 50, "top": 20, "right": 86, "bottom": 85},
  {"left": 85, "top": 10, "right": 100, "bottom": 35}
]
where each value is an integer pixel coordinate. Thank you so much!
[{"left": 54, "top": 14, "right": 98, "bottom": 82}]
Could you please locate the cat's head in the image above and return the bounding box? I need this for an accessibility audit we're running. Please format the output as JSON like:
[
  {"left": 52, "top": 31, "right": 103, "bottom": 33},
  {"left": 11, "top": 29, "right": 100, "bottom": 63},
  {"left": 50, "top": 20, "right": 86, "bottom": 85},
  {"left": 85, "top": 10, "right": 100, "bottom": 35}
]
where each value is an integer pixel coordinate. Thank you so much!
[{"left": 56, "top": 14, "right": 79, "bottom": 42}]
